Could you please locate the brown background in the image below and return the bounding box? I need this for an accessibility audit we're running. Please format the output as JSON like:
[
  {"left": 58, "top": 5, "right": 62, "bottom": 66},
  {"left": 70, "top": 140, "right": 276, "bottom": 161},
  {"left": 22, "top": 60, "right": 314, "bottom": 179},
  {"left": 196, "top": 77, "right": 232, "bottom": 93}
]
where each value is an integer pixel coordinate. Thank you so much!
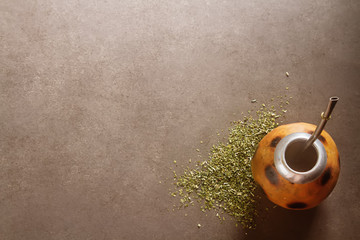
[{"left": 1, "top": 0, "right": 359, "bottom": 239}]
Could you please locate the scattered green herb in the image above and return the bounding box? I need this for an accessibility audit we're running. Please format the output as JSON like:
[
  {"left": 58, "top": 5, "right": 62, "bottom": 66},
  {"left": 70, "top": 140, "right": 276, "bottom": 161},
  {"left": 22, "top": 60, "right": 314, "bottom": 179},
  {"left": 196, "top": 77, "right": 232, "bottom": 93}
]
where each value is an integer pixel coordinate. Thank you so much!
[{"left": 172, "top": 104, "right": 286, "bottom": 229}]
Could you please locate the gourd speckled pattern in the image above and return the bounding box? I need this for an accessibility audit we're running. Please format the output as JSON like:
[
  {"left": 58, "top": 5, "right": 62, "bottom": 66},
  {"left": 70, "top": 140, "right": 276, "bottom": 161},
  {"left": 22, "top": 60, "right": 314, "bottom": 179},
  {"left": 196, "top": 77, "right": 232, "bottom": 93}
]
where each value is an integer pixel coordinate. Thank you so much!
[{"left": 251, "top": 122, "right": 340, "bottom": 210}]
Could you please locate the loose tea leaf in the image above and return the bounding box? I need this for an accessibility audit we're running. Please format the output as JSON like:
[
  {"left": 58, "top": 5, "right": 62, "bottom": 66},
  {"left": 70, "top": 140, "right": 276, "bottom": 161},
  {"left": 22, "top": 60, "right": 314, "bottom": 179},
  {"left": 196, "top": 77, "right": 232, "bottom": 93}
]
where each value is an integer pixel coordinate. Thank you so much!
[{"left": 172, "top": 104, "right": 285, "bottom": 229}]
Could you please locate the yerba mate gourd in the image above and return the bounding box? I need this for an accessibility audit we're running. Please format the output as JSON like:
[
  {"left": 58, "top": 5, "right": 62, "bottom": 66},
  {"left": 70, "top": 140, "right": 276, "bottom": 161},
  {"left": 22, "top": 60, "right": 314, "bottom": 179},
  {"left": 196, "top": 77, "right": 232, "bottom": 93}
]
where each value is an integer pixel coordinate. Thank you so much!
[{"left": 251, "top": 122, "right": 340, "bottom": 210}]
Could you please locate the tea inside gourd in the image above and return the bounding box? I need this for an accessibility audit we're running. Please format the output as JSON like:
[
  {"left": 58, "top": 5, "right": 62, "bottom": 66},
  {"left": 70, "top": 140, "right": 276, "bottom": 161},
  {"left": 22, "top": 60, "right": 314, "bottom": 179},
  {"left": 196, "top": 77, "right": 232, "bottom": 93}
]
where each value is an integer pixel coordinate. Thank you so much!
[{"left": 284, "top": 140, "right": 318, "bottom": 172}]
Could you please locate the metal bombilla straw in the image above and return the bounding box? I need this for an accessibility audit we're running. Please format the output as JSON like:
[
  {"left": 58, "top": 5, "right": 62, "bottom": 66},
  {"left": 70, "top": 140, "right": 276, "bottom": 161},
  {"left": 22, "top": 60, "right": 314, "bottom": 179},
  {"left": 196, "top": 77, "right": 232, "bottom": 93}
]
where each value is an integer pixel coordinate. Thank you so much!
[{"left": 302, "top": 96, "right": 339, "bottom": 151}]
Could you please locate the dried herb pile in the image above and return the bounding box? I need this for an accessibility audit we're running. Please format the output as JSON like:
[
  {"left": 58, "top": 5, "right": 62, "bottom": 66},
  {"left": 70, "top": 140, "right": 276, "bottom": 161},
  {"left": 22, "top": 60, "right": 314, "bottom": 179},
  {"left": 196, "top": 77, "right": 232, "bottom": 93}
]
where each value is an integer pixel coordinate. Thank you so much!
[{"left": 171, "top": 104, "right": 286, "bottom": 229}]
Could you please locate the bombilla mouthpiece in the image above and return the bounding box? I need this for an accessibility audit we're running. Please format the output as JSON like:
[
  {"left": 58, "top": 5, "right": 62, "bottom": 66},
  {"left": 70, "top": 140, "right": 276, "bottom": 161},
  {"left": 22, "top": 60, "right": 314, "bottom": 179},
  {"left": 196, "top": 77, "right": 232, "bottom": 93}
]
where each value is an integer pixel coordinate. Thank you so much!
[{"left": 323, "top": 96, "right": 339, "bottom": 120}]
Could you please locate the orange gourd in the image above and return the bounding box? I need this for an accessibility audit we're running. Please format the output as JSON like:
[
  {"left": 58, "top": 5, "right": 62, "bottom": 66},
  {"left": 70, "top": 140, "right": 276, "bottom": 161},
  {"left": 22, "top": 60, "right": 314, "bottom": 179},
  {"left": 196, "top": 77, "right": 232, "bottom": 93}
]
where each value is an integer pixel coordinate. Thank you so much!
[{"left": 251, "top": 122, "right": 340, "bottom": 210}]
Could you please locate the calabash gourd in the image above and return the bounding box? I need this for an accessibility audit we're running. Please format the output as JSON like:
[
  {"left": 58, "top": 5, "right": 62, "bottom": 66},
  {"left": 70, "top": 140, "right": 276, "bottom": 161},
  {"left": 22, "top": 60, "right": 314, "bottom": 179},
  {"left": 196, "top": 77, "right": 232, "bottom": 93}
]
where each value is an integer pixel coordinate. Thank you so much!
[{"left": 251, "top": 122, "right": 340, "bottom": 210}]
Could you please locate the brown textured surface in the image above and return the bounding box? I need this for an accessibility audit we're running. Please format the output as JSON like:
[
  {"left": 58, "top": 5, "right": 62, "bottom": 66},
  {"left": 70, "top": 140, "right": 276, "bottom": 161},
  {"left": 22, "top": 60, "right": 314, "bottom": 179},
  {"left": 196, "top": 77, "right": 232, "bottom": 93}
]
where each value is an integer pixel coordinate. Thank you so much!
[{"left": 0, "top": 0, "right": 359, "bottom": 239}]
